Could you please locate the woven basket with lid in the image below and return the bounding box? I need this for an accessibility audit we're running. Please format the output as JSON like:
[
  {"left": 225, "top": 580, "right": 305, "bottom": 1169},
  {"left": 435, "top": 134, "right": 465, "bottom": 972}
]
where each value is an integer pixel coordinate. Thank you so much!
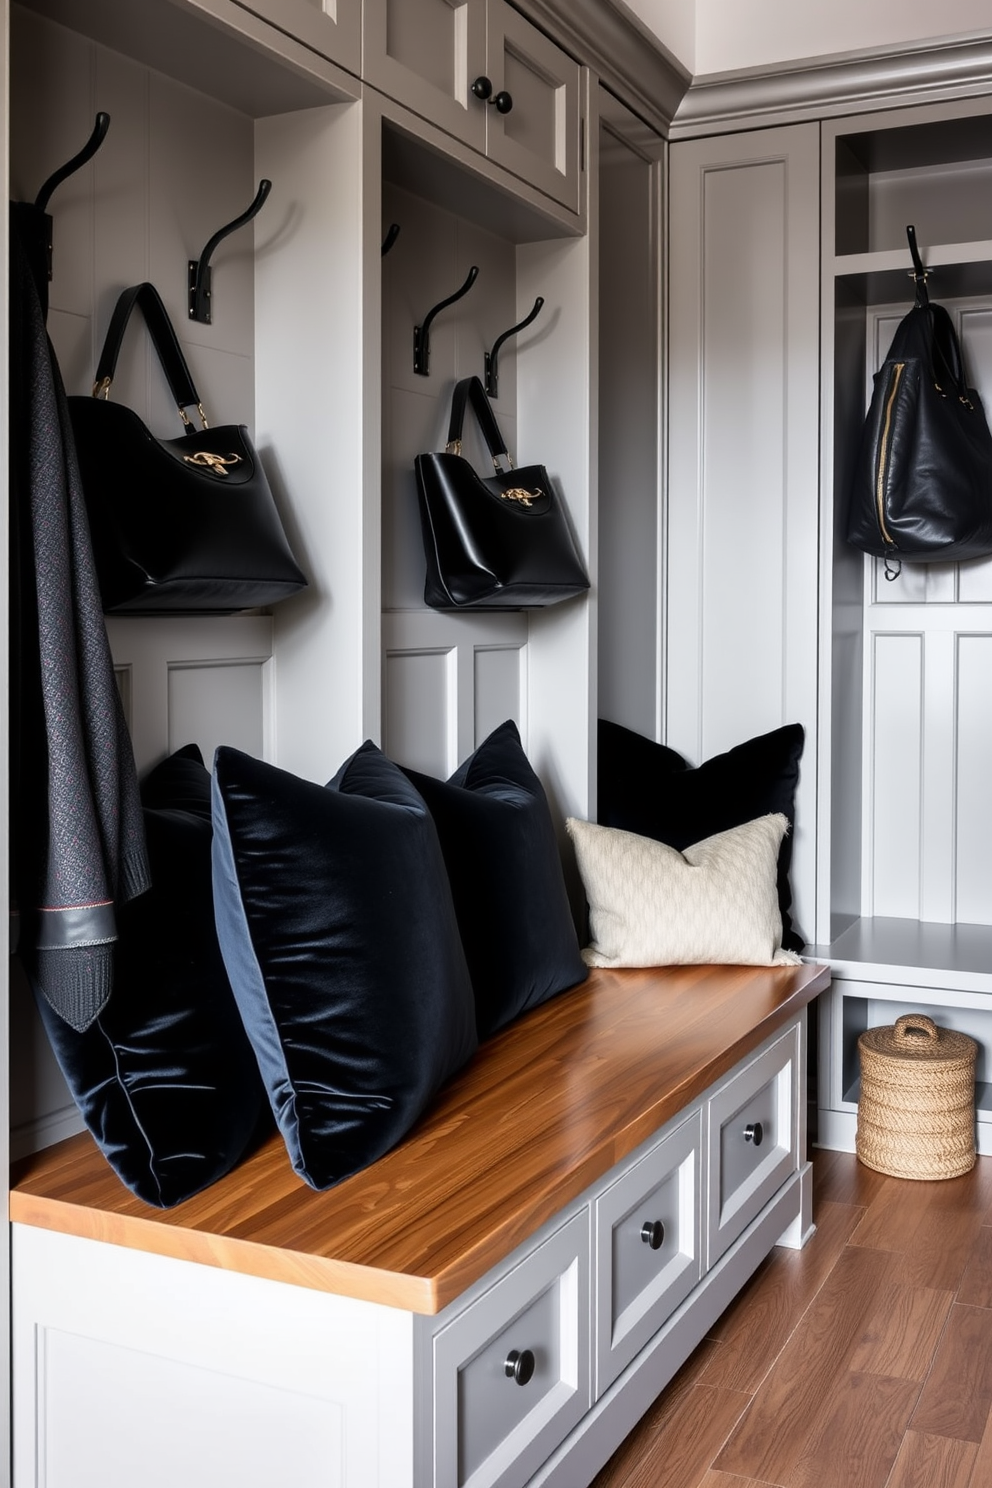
[{"left": 856, "top": 1014, "right": 977, "bottom": 1180}]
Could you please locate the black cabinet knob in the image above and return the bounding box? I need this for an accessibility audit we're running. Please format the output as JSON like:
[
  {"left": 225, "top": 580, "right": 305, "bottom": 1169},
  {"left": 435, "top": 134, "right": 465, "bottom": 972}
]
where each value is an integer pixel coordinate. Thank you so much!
[
  {"left": 640, "top": 1219, "right": 665, "bottom": 1250},
  {"left": 471, "top": 77, "right": 513, "bottom": 114},
  {"left": 744, "top": 1121, "right": 764, "bottom": 1147},
  {"left": 504, "top": 1348, "right": 535, "bottom": 1386}
]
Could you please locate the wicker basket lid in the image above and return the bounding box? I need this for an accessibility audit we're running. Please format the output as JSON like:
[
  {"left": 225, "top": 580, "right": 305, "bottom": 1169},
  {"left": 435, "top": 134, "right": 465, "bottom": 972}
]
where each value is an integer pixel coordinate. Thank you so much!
[{"left": 858, "top": 1014, "right": 976, "bottom": 1069}]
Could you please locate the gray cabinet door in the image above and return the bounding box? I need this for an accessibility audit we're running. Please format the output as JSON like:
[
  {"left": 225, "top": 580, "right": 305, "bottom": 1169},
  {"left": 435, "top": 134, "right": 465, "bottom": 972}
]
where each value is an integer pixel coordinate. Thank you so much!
[
  {"left": 234, "top": 0, "right": 362, "bottom": 71},
  {"left": 364, "top": 0, "right": 488, "bottom": 149},
  {"left": 667, "top": 123, "right": 820, "bottom": 943},
  {"left": 484, "top": 1, "right": 581, "bottom": 213}
]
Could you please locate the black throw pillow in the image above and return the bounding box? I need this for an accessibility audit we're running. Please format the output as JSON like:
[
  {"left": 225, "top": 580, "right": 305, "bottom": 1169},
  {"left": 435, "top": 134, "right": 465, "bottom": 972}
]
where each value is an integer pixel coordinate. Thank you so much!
[
  {"left": 211, "top": 742, "right": 478, "bottom": 1191},
  {"left": 403, "top": 720, "right": 587, "bottom": 1039},
  {"left": 597, "top": 719, "right": 806, "bottom": 952},
  {"left": 34, "top": 744, "right": 268, "bottom": 1208}
]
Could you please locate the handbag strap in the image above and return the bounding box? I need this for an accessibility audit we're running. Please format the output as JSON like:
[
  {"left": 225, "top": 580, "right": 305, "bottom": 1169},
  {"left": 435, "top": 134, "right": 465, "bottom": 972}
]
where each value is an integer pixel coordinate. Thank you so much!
[
  {"left": 928, "top": 304, "right": 972, "bottom": 405},
  {"left": 445, "top": 376, "right": 511, "bottom": 470},
  {"left": 92, "top": 282, "right": 207, "bottom": 429}
]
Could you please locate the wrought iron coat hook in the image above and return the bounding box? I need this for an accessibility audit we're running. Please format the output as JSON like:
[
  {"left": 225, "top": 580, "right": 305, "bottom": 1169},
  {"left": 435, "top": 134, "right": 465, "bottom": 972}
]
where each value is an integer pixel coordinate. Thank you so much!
[
  {"left": 485, "top": 296, "right": 545, "bottom": 398},
  {"left": 188, "top": 179, "right": 272, "bottom": 324},
  {"left": 34, "top": 112, "right": 111, "bottom": 280},
  {"left": 414, "top": 265, "right": 479, "bottom": 375},
  {"left": 381, "top": 223, "right": 401, "bottom": 257},
  {"left": 906, "top": 224, "right": 930, "bottom": 307}
]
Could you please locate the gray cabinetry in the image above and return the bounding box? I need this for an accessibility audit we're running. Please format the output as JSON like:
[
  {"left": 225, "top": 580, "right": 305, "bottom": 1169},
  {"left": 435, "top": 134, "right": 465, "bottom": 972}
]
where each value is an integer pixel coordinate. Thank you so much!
[
  {"left": 666, "top": 123, "right": 821, "bottom": 943},
  {"left": 365, "top": 0, "right": 581, "bottom": 211},
  {"left": 234, "top": 0, "right": 363, "bottom": 71},
  {"left": 814, "top": 100, "right": 992, "bottom": 1155}
]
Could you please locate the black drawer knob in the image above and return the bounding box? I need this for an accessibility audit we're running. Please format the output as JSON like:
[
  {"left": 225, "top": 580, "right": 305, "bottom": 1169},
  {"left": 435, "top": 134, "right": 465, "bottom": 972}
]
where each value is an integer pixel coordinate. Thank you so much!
[
  {"left": 504, "top": 1348, "right": 535, "bottom": 1386},
  {"left": 744, "top": 1122, "right": 764, "bottom": 1147},
  {"left": 471, "top": 76, "right": 513, "bottom": 114},
  {"left": 640, "top": 1219, "right": 665, "bottom": 1250}
]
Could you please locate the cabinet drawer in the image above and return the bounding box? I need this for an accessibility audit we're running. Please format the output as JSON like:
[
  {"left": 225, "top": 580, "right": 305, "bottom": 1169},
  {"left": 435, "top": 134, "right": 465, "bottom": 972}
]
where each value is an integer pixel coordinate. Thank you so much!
[
  {"left": 433, "top": 1210, "right": 590, "bottom": 1488},
  {"left": 594, "top": 1111, "right": 701, "bottom": 1396},
  {"left": 706, "top": 1022, "right": 800, "bottom": 1267}
]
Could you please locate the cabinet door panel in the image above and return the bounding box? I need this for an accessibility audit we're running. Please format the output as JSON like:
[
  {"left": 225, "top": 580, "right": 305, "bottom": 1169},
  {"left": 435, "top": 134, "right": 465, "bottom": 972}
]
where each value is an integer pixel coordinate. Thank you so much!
[
  {"left": 485, "top": 2, "right": 580, "bottom": 212},
  {"left": 364, "top": 0, "right": 487, "bottom": 150},
  {"left": 234, "top": 0, "right": 362, "bottom": 72},
  {"left": 667, "top": 123, "right": 820, "bottom": 943}
]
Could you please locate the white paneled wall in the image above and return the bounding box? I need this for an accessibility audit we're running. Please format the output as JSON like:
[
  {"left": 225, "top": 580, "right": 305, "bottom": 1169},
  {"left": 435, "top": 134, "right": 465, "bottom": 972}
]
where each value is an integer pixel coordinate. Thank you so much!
[{"left": 861, "top": 302, "right": 992, "bottom": 923}]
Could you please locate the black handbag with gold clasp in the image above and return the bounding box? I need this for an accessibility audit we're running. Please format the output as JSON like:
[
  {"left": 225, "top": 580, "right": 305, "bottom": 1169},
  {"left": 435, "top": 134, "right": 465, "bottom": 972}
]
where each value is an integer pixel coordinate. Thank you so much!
[
  {"left": 68, "top": 282, "right": 306, "bottom": 613},
  {"left": 414, "top": 376, "right": 589, "bottom": 609}
]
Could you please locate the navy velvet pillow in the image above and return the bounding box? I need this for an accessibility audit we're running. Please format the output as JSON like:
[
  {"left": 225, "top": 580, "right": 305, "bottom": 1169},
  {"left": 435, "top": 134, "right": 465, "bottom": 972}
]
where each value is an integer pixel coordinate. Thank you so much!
[
  {"left": 211, "top": 742, "right": 478, "bottom": 1191},
  {"left": 597, "top": 719, "right": 806, "bottom": 952},
  {"left": 34, "top": 744, "right": 268, "bottom": 1208},
  {"left": 403, "top": 721, "right": 587, "bottom": 1039}
]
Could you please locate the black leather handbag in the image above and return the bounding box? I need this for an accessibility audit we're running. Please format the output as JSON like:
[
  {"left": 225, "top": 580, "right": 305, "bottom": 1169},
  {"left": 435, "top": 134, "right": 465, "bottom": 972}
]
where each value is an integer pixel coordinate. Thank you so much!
[
  {"left": 414, "top": 377, "right": 590, "bottom": 609},
  {"left": 69, "top": 282, "right": 307, "bottom": 614},
  {"left": 846, "top": 292, "right": 992, "bottom": 575}
]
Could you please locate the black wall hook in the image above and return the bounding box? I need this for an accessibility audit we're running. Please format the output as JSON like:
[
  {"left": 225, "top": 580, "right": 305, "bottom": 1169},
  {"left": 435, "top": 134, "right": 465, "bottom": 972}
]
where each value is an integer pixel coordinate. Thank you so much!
[
  {"left": 485, "top": 296, "right": 545, "bottom": 398},
  {"left": 906, "top": 224, "right": 930, "bottom": 307},
  {"left": 381, "top": 223, "right": 401, "bottom": 257},
  {"left": 414, "top": 265, "right": 479, "bottom": 376},
  {"left": 188, "top": 179, "right": 272, "bottom": 324},
  {"left": 33, "top": 112, "right": 111, "bottom": 281}
]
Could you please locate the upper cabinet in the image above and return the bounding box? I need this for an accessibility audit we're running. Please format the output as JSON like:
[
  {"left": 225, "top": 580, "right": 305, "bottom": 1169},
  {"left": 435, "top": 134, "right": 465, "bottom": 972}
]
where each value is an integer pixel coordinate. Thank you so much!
[
  {"left": 364, "top": 0, "right": 581, "bottom": 212},
  {"left": 232, "top": 0, "right": 363, "bottom": 73}
]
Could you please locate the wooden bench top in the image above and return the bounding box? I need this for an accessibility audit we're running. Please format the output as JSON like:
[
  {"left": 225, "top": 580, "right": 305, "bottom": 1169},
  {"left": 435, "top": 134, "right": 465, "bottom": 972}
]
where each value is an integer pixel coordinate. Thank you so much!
[{"left": 10, "top": 961, "right": 829, "bottom": 1314}]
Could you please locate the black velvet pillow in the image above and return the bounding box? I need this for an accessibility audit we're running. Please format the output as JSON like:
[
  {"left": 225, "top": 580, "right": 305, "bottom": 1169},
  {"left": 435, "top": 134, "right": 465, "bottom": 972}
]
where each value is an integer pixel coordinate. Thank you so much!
[
  {"left": 34, "top": 744, "right": 268, "bottom": 1208},
  {"left": 597, "top": 719, "right": 806, "bottom": 951},
  {"left": 403, "top": 720, "right": 587, "bottom": 1039},
  {"left": 211, "top": 742, "right": 478, "bottom": 1191}
]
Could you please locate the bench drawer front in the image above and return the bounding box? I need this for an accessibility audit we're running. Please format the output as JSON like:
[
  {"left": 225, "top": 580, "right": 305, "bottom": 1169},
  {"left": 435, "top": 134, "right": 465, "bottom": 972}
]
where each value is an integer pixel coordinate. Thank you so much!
[
  {"left": 594, "top": 1111, "right": 701, "bottom": 1396},
  {"left": 706, "top": 1022, "right": 800, "bottom": 1268},
  {"left": 433, "top": 1210, "right": 590, "bottom": 1488}
]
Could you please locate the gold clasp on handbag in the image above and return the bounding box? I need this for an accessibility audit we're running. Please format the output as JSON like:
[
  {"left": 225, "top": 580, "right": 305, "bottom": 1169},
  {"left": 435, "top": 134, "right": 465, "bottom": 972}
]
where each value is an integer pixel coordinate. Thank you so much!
[
  {"left": 500, "top": 487, "right": 542, "bottom": 506},
  {"left": 182, "top": 450, "right": 242, "bottom": 477}
]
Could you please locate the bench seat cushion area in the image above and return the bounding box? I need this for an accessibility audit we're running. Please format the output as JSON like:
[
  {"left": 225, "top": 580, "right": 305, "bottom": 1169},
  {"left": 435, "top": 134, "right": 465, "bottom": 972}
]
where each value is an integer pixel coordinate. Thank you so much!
[{"left": 210, "top": 742, "right": 478, "bottom": 1192}]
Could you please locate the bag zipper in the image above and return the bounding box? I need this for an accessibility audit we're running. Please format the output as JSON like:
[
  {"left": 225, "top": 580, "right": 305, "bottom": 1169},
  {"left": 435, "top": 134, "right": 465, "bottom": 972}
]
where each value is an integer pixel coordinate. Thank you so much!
[{"left": 875, "top": 361, "right": 904, "bottom": 548}]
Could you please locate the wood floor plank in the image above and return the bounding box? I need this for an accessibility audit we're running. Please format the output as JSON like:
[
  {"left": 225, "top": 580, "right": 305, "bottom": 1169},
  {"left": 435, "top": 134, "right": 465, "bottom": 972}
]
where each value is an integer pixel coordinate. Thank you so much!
[
  {"left": 712, "top": 1245, "right": 895, "bottom": 1482},
  {"left": 911, "top": 1304, "right": 992, "bottom": 1443},
  {"left": 885, "top": 1431, "right": 978, "bottom": 1488},
  {"left": 591, "top": 1338, "right": 724, "bottom": 1487},
  {"left": 966, "top": 1402, "right": 992, "bottom": 1485},
  {"left": 848, "top": 1282, "right": 954, "bottom": 1381},
  {"left": 899, "top": 1180, "right": 992, "bottom": 1291},
  {"left": 697, "top": 1473, "right": 780, "bottom": 1487},
  {"left": 623, "top": 1384, "right": 752, "bottom": 1488},
  {"left": 849, "top": 1173, "right": 936, "bottom": 1255},
  {"left": 701, "top": 1199, "right": 865, "bottom": 1392},
  {"left": 957, "top": 1226, "right": 992, "bottom": 1309},
  {"left": 788, "top": 1371, "right": 921, "bottom": 1488},
  {"left": 812, "top": 1148, "right": 889, "bottom": 1209}
]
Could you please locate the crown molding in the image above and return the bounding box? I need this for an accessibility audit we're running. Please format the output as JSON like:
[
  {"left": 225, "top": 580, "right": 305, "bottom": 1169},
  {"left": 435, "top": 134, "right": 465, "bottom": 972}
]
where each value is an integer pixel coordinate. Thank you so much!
[
  {"left": 671, "top": 30, "right": 992, "bottom": 138},
  {"left": 510, "top": 0, "right": 690, "bottom": 137}
]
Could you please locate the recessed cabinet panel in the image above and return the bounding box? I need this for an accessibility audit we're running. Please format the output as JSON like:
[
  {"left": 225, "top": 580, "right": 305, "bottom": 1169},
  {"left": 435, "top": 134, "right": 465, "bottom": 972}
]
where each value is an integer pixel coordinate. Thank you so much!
[
  {"left": 433, "top": 1210, "right": 590, "bottom": 1488},
  {"left": 594, "top": 1112, "right": 701, "bottom": 1396},
  {"left": 233, "top": 0, "right": 362, "bottom": 73},
  {"left": 706, "top": 1024, "right": 799, "bottom": 1268},
  {"left": 364, "top": 0, "right": 487, "bottom": 151},
  {"left": 485, "top": 2, "right": 580, "bottom": 212}
]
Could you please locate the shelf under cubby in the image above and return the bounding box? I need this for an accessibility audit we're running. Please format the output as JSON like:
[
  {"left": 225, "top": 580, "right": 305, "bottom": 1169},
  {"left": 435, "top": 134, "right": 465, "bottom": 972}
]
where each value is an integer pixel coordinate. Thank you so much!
[{"left": 833, "top": 241, "right": 992, "bottom": 303}]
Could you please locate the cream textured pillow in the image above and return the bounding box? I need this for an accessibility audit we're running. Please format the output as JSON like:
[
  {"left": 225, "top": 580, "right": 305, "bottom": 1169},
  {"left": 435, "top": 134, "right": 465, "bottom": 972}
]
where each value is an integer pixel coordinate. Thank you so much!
[{"left": 566, "top": 813, "right": 802, "bottom": 969}]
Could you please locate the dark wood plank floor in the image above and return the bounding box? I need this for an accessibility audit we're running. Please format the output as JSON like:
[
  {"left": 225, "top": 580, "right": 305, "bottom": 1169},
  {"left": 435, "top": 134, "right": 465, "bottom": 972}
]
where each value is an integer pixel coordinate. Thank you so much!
[{"left": 592, "top": 1149, "right": 992, "bottom": 1488}]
